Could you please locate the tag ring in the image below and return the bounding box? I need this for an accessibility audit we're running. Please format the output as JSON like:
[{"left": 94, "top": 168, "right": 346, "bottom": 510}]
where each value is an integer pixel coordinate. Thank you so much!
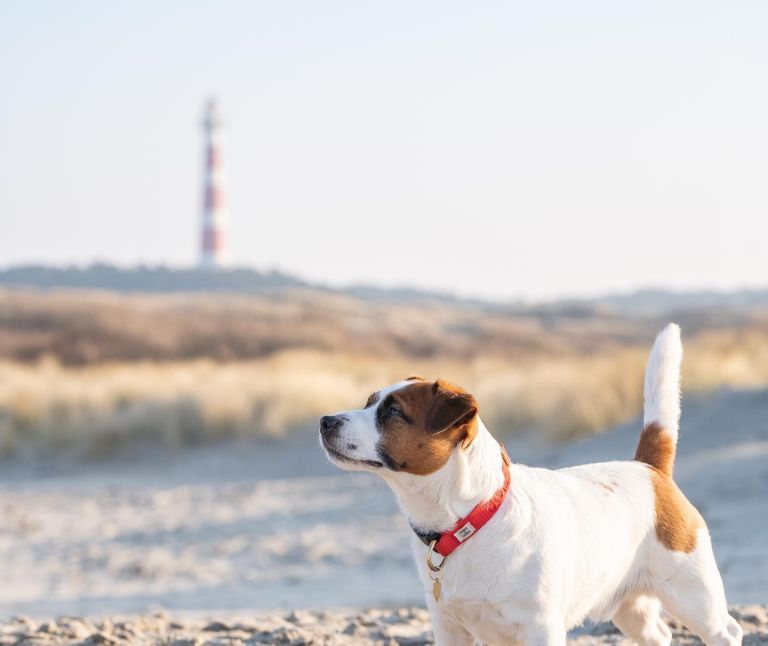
[{"left": 426, "top": 539, "right": 447, "bottom": 573}]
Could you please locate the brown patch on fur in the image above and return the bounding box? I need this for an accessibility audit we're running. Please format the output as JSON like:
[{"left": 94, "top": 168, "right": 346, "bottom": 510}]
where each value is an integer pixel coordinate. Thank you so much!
[
  {"left": 635, "top": 423, "right": 702, "bottom": 551},
  {"left": 635, "top": 422, "right": 676, "bottom": 476},
  {"left": 365, "top": 391, "right": 380, "bottom": 408},
  {"left": 376, "top": 380, "right": 478, "bottom": 475},
  {"left": 647, "top": 466, "right": 704, "bottom": 552}
]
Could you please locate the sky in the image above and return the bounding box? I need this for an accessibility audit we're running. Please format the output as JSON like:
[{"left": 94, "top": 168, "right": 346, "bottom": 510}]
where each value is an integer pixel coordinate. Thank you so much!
[{"left": 1, "top": 1, "right": 767, "bottom": 300}]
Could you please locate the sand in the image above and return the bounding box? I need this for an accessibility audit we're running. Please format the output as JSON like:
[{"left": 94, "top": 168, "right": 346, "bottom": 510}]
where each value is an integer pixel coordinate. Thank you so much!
[
  {"left": 1, "top": 606, "right": 767, "bottom": 644},
  {"left": 0, "top": 387, "right": 766, "bottom": 640}
]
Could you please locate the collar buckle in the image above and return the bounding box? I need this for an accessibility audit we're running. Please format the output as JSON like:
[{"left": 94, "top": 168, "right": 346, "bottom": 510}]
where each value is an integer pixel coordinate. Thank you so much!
[{"left": 426, "top": 539, "right": 447, "bottom": 573}]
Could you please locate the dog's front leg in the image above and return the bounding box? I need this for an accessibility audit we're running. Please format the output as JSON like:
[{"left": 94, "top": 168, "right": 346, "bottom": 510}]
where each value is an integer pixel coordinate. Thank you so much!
[
  {"left": 520, "top": 620, "right": 566, "bottom": 646},
  {"left": 428, "top": 604, "right": 474, "bottom": 646}
]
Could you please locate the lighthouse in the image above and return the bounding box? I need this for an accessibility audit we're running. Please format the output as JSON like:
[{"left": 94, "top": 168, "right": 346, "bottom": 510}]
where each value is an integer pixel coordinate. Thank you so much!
[{"left": 199, "top": 98, "right": 229, "bottom": 268}]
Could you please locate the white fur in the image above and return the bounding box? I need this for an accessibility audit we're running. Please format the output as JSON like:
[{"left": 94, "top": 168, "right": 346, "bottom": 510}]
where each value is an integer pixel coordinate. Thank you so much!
[
  {"left": 320, "top": 327, "right": 742, "bottom": 646},
  {"left": 643, "top": 323, "right": 683, "bottom": 439}
]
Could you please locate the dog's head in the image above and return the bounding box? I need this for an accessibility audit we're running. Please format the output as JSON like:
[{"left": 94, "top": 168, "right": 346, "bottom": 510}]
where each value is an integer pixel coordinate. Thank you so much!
[{"left": 319, "top": 376, "right": 479, "bottom": 475}]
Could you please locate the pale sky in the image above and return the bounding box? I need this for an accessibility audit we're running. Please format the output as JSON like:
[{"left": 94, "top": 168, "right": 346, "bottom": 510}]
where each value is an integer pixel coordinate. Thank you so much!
[{"left": 1, "top": 1, "right": 767, "bottom": 300}]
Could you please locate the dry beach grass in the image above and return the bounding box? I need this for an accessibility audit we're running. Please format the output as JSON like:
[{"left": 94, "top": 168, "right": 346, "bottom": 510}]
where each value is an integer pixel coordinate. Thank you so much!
[{"left": 3, "top": 289, "right": 768, "bottom": 456}]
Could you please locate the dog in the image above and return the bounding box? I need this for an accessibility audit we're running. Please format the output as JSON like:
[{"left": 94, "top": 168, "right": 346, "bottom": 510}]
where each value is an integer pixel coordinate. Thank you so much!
[{"left": 319, "top": 325, "right": 742, "bottom": 645}]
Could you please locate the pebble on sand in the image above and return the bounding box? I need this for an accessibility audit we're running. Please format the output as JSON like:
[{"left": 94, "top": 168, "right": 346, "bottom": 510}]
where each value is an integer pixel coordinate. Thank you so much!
[{"left": 0, "top": 606, "right": 767, "bottom": 645}]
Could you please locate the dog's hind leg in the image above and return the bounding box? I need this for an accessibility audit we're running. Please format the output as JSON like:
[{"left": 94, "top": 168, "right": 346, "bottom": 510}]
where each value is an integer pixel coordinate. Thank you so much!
[
  {"left": 655, "top": 535, "right": 743, "bottom": 646},
  {"left": 611, "top": 594, "right": 671, "bottom": 646}
]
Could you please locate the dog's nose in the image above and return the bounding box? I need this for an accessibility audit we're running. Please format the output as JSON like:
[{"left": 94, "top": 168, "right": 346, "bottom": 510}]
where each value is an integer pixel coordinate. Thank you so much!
[{"left": 320, "top": 415, "right": 342, "bottom": 435}]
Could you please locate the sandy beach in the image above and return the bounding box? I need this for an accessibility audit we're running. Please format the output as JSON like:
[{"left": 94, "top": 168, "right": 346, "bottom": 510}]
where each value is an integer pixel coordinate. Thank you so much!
[
  {"left": 1, "top": 606, "right": 768, "bottom": 644},
  {"left": 1, "top": 387, "right": 766, "bottom": 642}
]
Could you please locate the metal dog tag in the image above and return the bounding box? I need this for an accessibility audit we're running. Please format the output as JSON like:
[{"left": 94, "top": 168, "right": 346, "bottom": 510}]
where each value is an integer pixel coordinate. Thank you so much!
[{"left": 432, "top": 579, "right": 441, "bottom": 602}]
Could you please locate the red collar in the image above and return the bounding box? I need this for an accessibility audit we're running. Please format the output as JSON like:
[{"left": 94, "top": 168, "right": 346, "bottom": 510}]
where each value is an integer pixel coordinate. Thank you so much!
[{"left": 411, "top": 443, "right": 511, "bottom": 558}]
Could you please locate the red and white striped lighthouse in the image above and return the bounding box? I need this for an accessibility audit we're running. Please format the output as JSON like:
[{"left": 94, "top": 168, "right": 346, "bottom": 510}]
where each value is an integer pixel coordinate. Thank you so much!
[{"left": 200, "top": 98, "right": 229, "bottom": 268}]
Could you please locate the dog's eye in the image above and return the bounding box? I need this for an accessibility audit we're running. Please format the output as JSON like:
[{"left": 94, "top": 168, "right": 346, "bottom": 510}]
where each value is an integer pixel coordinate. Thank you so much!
[{"left": 388, "top": 404, "right": 404, "bottom": 418}]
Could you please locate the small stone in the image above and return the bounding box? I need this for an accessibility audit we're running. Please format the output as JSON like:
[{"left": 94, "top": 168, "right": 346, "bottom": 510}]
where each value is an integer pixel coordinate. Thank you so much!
[
  {"left": 356, "top": 615, "right": 379, "bottom": 628},
  {"left": 87, "top": 631, "right": 118, "bottom": 645},
  {"left": 342, "top": 623, "right": 360, "bottom": 636},
  {"left": 58, "top": 618, "right": 92, "bottom": 640},
  {"left": 37, "top": 623, "right": 59, "bottom": 635},
  {"left": 285, "top": 610, "right": 316, "bottom": 626},
  {"left": 97, "top": 619, "right": 114, "bottom": 634},
  {"left": 9, "top": 616, "right": 32, "bottom": 625}
]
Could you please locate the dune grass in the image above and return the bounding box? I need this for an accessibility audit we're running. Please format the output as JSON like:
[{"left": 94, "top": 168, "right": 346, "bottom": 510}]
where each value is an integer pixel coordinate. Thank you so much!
[
  {"left": 2, "top": 288, "right": 768, "bottom": 457},
  {"left": 2, "top": 324, "right": 768, "bottom": 458}
]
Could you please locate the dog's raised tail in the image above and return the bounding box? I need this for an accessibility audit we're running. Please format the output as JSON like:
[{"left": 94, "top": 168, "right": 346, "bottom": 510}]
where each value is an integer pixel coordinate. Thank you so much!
[{"left": 635, "top": 323, "right": 683, "bottom": 477}]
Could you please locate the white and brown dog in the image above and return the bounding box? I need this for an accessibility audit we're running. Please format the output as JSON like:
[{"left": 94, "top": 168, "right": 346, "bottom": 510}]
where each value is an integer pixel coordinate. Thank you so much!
[{"left": 319, "top": 325, "right": 742, "bottom": 645}]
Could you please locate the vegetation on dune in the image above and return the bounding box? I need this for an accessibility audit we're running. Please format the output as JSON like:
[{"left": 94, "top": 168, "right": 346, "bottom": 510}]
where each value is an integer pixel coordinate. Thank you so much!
[
  {"left": 1, "top": 289, "right": 768, "bottom": 458},
  {"left": 0, "top": 288, "right": 651, "bottom": 365}
]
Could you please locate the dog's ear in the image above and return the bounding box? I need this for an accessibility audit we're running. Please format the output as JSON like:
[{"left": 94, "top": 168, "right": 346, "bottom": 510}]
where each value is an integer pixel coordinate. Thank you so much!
[{"left": 426, "top": 380, "right": 478, "bottom": 448}]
